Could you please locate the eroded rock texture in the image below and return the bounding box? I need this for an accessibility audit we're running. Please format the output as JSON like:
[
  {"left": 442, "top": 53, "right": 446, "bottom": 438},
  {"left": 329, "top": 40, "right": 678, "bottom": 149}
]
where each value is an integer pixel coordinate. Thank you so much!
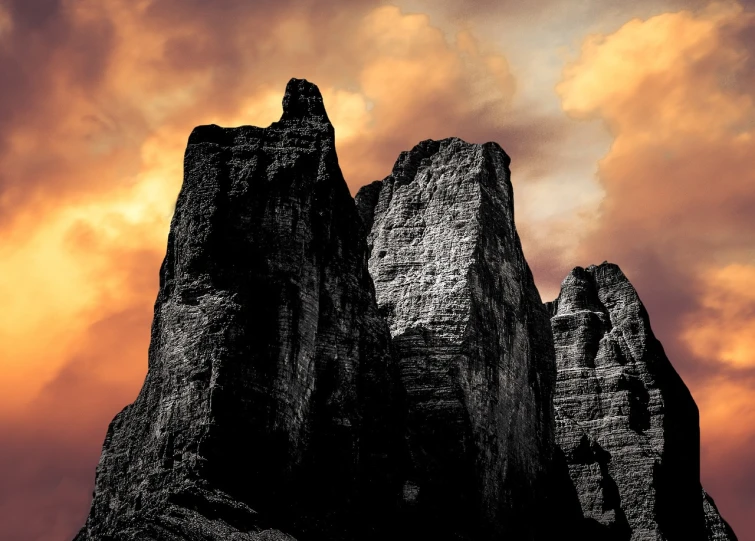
[
  {"left": 74, "top": 79, "right": 400, "bottom": 541},
  {"left": 356, "top": 138, "right": 578, "bottom": 540},
  {"left": 547, "top": 263, "right": 736, "bottom": 541}
]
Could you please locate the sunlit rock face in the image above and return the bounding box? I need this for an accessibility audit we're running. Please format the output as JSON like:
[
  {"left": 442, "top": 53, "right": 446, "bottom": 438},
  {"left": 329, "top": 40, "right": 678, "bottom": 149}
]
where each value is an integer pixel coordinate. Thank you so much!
[
  {"left": 357, "top": 138, "right": 579, "bottom": 540},
  {"left": 74, "top": 78, "right": 401, "bottom": 541},
  {"left": 548, "top": 263, "right": 737, "bottom": 541}
]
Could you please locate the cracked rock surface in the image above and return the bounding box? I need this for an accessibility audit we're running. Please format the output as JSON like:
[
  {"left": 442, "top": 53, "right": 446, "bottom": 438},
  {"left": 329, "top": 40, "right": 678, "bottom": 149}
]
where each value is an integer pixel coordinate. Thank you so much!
[
  {"left": 74, "top": 79, "right": 400, "bottom": 541},
  {"left": 547, "top": 263, "right": 737, "bottom": 541},
  {"left": 357, "top": 138, "right": 580, "bottom": 540}
]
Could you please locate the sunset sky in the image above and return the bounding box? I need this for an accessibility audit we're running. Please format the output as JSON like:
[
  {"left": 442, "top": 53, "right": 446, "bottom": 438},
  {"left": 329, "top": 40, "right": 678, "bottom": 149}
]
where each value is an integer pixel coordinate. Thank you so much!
[{"left": 1, "top": 0, "right": 754, "bottom": 539}]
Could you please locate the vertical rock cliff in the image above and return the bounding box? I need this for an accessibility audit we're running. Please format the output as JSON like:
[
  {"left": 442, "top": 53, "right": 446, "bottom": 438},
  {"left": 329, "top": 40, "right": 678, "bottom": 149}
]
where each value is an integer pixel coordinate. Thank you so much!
[
  {"left": 75, "top": 79, "right": 399, "bottom": 541},
  {"left": 356, "top": 138, "right": 578, "bottom": 540},
  {"left": 547, "top": 263, "right": 737, "bottom": 541}
]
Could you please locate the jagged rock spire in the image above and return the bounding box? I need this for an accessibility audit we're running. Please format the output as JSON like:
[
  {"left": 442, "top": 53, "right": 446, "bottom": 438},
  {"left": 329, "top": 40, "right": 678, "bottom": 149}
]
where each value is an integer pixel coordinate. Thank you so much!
[
  {"left": 548, "top": 263, "right": 736, "bottom": 541},
  {"left": 74, "top": 78, "right": 399, "bottom": 541},
  {"left": 74, "top": 78, "right": 738, "bottom": 541},
  {"left": 280, "top": 78, "right": 330, "bottom": 123}
]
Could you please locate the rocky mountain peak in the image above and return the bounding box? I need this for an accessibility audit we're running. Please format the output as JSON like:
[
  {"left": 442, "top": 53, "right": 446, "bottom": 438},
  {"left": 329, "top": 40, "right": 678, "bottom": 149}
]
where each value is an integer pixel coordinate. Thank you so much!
[
  {"left": 551, "top": 265, "right": 606, "bottom": 316},
  {"left": 356, "top": 135, "right": 580, "bottom": 540},
  {"left": 548, "top": 261, "right": 736, "bottom": 541},
  {"left": 74, "top": 77, "right": 398, "bottom": 541},
  {"left": 74, "top": 80, "right": 737, "bottom": 541}
]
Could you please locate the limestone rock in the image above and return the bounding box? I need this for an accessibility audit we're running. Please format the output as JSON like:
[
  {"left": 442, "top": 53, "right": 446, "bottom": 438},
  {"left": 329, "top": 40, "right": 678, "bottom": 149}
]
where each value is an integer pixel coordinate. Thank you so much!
[
  {"left": 547, "top": 263, "right": 736, "bottom": 541},
  {"left": 74, "top": 79, "right": 400, "bottom": 541},
  {"left": 357, "top": 138, "right": 579, "bottom": 540}
]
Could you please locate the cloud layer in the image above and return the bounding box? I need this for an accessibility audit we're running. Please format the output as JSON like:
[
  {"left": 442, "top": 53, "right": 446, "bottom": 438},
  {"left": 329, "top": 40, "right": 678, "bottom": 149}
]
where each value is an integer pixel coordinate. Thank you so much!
[{"left": 0, "top": 0, "right": 753, "bottom": 539}]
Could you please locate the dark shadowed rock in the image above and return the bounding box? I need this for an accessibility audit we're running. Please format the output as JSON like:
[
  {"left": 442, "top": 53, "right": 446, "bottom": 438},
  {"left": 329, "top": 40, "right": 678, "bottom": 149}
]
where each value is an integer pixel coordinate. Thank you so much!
[
  {"left": 356, "top": 138, "right": 582, "bottom": 540},
  {"left": 354, "top": 180, "right": 382, "bottom": 234},
  {"left": 547, "top": 263, "right": 737, "bottom": 541},
  {"left": 74, "top": 78, "right": 400, "bottom": 541}
]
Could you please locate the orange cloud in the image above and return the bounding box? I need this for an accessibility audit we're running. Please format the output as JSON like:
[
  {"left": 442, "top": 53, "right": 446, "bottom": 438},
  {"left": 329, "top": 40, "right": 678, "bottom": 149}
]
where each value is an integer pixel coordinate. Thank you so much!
[
  {"left": 558, "top": 1, "right": 755, "bottom": 247},
  {"left": 683, "top": 264, "right": 755, "bottom": 369},
  {"left": 697, "top": 375, "right": 755, "bottom": 455}
]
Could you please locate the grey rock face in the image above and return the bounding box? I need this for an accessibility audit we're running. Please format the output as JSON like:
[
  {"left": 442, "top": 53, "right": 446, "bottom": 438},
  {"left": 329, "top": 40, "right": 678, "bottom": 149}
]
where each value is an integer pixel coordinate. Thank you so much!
[
  {"left": 547, "top": 263, "right": 736, "bottom": 541},
  {"left": 75, "top": 79, "right": 400, "bottom": 541},
  {"left": 357, "top": 138, "right": 577, "bottom": 540}
]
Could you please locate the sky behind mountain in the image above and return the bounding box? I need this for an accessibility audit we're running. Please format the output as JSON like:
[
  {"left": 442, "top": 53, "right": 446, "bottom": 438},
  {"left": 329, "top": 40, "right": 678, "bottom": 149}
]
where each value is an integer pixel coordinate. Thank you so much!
[{"left": 1, "top": 1, "right": 754, "bottom": 539}]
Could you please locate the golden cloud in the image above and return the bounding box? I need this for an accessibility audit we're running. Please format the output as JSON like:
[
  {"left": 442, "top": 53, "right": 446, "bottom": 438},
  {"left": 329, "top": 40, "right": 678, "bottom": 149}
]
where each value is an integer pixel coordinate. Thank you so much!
[
  {"left": 558, "top": 1, "right": 755, "bottom": 251},
  {"left": 683, "top": 264, "right": 755, "bottom": 369}
]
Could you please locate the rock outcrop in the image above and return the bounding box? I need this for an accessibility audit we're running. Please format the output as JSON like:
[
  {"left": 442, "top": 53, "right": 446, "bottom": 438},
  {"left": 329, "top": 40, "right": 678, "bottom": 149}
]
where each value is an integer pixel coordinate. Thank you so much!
[
  {"left": 547, "top": 263, "right": 737, "bottom": 541},
  {"left": 74, "top": 79, "right": 400, "bottom": 541},
  {"left": 75, "top": 78, "right": 738, "bottom": 541},
  {"left": 356, "top": 138, "right": 580, "bottom": 540}
]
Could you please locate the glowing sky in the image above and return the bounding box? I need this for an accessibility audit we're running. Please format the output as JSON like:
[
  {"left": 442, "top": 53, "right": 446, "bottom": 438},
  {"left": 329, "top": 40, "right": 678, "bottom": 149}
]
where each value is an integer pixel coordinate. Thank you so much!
[{"left": 1, "top": 1, "right": 754, "bottom": 539}]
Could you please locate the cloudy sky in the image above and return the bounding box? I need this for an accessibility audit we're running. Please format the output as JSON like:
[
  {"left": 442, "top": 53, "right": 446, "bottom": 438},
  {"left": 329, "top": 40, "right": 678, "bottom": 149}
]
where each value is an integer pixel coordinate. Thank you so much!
[{"left": 1, "top": 0, "right": 754, "bottom": 539}]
